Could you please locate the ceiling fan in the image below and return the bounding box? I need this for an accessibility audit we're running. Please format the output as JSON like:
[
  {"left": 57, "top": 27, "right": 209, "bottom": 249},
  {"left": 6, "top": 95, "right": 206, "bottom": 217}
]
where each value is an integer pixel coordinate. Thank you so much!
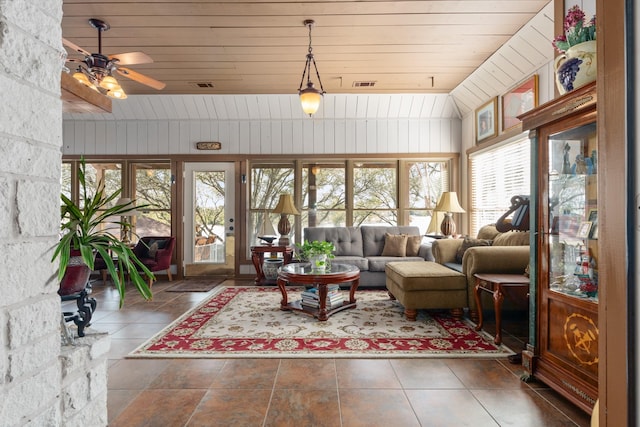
[{"left": 63, "top": 18, "right": 166, "bottom": 99}]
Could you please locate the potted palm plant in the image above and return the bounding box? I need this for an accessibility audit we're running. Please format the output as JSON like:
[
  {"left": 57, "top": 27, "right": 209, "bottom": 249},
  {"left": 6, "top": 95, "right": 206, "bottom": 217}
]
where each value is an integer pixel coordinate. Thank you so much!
[{"left": 53, "top": 158, "right": 153, "bottom": 308}]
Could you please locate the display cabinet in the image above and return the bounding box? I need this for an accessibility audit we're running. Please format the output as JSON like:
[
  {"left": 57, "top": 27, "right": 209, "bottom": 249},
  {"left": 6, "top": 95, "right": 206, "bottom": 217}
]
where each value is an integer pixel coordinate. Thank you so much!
[{"left": 520, "top": 82, "right": 598, "bottom": 414}]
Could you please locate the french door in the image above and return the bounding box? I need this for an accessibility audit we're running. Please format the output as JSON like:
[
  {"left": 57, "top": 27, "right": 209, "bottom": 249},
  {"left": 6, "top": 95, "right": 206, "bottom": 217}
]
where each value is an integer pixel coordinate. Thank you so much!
[{"left": 183, "top": 162, "right": 235, "bottom": 276}]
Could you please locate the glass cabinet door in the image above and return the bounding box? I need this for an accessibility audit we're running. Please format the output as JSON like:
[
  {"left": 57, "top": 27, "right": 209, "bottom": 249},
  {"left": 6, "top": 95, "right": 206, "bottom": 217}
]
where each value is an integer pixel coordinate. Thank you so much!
[{"left": 547, "top": 122, "right": 598, "bottom": 302}]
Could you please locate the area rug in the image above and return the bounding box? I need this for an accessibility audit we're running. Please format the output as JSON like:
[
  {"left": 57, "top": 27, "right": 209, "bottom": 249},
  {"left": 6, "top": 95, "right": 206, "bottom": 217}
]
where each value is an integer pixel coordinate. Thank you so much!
[
  {"left": 129, "top": 286, "right": 514, "bottom": 359},
  {"left": 164, "top": 278, "right": 226, "bottom": 292}
]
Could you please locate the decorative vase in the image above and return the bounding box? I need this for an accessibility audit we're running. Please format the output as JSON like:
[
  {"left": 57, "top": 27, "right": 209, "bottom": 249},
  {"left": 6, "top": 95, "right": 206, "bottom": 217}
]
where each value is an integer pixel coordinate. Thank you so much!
[
  {"left": 554, "top": 40, "right": 597, "bottom": 95},
  {"left": 308, "top": 254, "right": 328, "bottom": 272},
  {"left": 263, "top": 258, "right": 283, "bottom": 281}
]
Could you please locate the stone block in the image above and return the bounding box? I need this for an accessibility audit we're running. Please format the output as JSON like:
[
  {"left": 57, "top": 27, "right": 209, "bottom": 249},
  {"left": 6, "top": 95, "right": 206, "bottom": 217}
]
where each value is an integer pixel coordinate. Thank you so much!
[
  {"left": 1, "top": 242, "right": 58, "bottom": 305},
  {"left": 8, "top": 334, "right": 59, "bottom": 381},
  {"left": 0, "top": 136, "right": 61, "bottom": 179},
  {"left": 0, "top": 75, "right": 62, "bottom": 143},
  {"left": 63, "top": 394, "right": 108, "bottom": 427},
  {"left": 60, "top": 343, "right": 90, "bottom": 379},
  {"left": 8, "top": 297, "right": 60, "bottom": 348},
  {"left": 0, "top": 178, "right": 11, "bottom": 238},
  {"left": 89, "top": 362, "right": 108, "bottom": 400},
  {"left": 62, "top": 374, "right": 90, "bottom": 417},
  {"left": 0, "top": 364, "right": 60, "bottom": 426},
  {"left": 17, "top": 180, "right": 60, "bottom": 237}
]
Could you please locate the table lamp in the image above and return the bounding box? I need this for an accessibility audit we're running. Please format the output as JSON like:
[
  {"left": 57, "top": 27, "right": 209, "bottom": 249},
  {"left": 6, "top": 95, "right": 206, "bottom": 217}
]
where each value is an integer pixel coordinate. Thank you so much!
[
  {"left": 272, "top": 194, "right": 300, "bottom": 245},
  {"left": 115, "top": 197, "right": 139, "bottom": 244},
  {"left": 434, "top": 192, "right": 465, "bottom": 237}
]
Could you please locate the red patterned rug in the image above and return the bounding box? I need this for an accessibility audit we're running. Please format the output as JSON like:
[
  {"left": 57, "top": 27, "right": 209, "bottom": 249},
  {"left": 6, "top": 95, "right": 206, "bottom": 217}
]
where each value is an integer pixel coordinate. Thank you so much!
[{"left": 129, "top": 286, "right": 513, "bottom": 358}]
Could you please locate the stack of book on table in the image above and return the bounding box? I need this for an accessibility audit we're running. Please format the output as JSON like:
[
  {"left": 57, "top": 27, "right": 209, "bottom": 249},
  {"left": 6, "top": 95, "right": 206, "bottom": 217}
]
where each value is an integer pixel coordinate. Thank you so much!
[{"left": 301, "top": 285, "right": 344, "bottom": 309}]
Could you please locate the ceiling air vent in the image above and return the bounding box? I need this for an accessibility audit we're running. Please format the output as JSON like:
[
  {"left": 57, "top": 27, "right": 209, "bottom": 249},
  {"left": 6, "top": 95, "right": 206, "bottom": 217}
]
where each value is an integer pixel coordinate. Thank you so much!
[
  {"left": 190, "top": 82, "right": 215, "bottom": 88},
  {"left": 352, "top": 81, "right": 377, "bottom": 87}
]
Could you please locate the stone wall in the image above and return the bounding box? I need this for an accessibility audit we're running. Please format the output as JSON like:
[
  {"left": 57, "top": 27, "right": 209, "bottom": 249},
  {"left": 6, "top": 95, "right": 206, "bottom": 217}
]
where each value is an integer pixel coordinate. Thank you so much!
[{"left": 0, "top": 1, "right": 108, "bottom": 425}]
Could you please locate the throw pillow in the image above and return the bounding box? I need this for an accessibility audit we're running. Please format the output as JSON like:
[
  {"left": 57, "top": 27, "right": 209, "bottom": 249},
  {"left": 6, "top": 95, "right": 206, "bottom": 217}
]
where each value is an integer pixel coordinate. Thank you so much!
[
  {"left": 381, "top": 233, "right": 408, "bottom": 257},
  {"left": 455, "top": 237, "right": 493, "bottom": 263},
  {"left": 147, "top": 241, "right": 160, "bottom": 258},
  {"left": 405, "top": 235, "right": 422, "bottom": 257}
]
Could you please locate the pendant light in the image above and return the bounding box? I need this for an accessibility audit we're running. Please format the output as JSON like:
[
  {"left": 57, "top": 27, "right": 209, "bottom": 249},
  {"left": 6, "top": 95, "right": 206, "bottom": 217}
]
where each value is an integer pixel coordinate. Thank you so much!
[{"left": 298, "top": 19, "right": 325, "bottom": 116}]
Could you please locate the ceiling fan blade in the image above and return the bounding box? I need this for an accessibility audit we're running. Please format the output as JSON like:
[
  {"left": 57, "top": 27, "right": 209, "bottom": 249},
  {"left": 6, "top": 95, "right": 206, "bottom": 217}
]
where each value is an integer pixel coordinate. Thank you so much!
[
  {"left": 116, "top": 67, "right": 166, "bottom": 90},
  {"left": 62, "top": 37, "right": 91, "bottom": 57},
  {"left": 109, "top": 52, "right": 154, "bottom": 65}
]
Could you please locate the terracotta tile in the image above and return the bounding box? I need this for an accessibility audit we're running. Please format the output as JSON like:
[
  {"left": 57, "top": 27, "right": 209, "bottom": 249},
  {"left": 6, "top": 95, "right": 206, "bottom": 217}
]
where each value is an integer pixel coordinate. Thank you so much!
[
  {"left": 535, "top": 389, "right": 593, "bottom": 427},
  {"left": 107, "top": 389, "right": 141, "bottom": 424},
  {"left": 339, "top": 388, "right": 420, "bottom": 426},
  {"left": 108, "top": 359, "right": 171, "bottom": 390},
  {"left": 107, "top": 338, "right": 145, "bottom": 360},
  {"left": 446, "top": 358, "right": 526, "bottom": 389},
  {"left": 187, "top": 388, "right": 271, "bottom": 426},
  {"left": 390, "top": 359, "right": 465, "bottom": 389},
  {"left": 109, "top": 322, "right": 167, "bottom": 339},
  {"left": 335, "top": 359, "right": 401, "bottom": 389},
  {"left": 266, "top": 389, "right": 340, "bottom": 427},
  {"left": 275, "top": 358, "right": 337, "bottom": 389},
  {"left": 472, "top": 389, "right": 578, "bottom": 426},
  {"left": 405, "top": 389, "right": 498, "bottom": 426},
  {"left": 110, "top": 389, "right": 205, "bottom": 427},
  {"left": 209, "top": 358, "right": 280, "bottom": 389},
  {"left": 149, "top": 359, "right": 226, "bottom": 389}
]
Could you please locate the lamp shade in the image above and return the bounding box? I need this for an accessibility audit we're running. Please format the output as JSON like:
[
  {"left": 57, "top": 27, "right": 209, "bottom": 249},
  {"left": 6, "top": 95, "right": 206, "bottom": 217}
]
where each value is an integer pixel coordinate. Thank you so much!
[
  {"left": 434, "top": 192, "right": 465, "bottom": 213},
  {"left": 107, "top": 87, "right": 128, "bottom": 99},
  {"left": 299, "top": 83, "right": 322, "bottom": 116},
  {"left": 115, "top": 197, "right": 139, "bottom": 216},
  {"left": 426, "top": 211, "right": 445, "bottom": 234},
  {"left": 99, "top": 75, "right": 120, "bottom": 90},
  {"left": 272, "top": 194, "right": 300, "bottom": 215}
]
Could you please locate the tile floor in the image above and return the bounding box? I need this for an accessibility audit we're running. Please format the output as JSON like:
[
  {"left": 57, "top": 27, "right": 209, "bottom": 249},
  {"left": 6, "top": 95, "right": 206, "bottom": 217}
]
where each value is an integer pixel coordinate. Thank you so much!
[{"left": 73, "top": 278, "right": 592, "bottom": 427}]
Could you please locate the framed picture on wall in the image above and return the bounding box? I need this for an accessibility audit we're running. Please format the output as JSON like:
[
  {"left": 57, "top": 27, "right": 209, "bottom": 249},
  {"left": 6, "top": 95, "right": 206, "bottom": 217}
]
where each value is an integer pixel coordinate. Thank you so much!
[
  {"left": 502, "top": 75, "right": 539, "bottom": 131},
  {"left": 476, "top": 98, "right": 498, "bottom": 143}
]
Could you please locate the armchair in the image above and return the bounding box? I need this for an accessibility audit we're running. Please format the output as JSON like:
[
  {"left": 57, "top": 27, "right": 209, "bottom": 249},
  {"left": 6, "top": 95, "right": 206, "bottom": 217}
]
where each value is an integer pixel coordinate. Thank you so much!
[
  {"left": 133, "top": 236, "right": 176, "bottom": 287},
  {"left": 432, "top": 224, "right": 530, "bottom": 322}
]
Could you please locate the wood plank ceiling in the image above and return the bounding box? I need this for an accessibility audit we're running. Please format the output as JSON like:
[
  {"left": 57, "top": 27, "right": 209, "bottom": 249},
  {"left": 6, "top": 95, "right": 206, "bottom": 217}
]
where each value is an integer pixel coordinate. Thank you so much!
[{"left": 61, "top": 0, "right": 551, "bottom": 98}]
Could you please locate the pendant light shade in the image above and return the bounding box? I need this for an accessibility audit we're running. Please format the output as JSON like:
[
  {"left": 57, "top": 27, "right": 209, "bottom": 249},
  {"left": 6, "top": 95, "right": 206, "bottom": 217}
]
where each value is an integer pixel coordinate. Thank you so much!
[
  {"left": 299, "top": 83, "right": 322, "bottom": 115},
  {"left": 297, "top": 19, "right": 325, "bottom": 117}
]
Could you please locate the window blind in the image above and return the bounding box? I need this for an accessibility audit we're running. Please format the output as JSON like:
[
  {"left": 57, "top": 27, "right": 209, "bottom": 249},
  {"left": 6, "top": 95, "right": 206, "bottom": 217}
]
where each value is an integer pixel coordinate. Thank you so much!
[{"left": 469, "top": 137, "right": 531, "bottom": 236}]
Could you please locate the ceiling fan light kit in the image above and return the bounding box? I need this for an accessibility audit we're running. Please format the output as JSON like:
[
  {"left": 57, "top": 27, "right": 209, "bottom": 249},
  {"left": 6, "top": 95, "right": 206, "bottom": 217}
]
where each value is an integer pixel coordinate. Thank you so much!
[
  {"left": 63, "top": 18, "right": 165, "bottom": 100},
  {"left": 298, "top": 19, "right": 325, "bottom": 116}
]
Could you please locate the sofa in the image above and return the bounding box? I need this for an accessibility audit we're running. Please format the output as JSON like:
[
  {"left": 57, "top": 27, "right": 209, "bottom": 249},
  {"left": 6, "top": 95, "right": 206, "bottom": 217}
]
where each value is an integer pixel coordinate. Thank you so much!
[
  {"left": 431, "top": 224, "right": 530, "bottom": 320},
  {"left": 303, "top": 226, "right": 434, "bottom": 287}
]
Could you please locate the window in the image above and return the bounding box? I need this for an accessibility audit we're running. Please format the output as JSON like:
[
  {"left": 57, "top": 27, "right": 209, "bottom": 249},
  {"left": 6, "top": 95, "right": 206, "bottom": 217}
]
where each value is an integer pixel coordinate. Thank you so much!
[
  {"left": 353, "top": 161, "right": 397, "bottom": 226},
  {"left": 405, "top": 160, "right": 449, "bottom": 230},
  {"left": 469, "top": 137, "right": 531, "bottom": 236},
  {"left": 133, "top": 162, "right": 172, "bottom": 240},
  {"left": 248, "top": 158, "right": 454, "bottom": 246},
  {"left": 301, "top": 162, "right": 346, "bottom": 228},
  {"left": 249, "top": 163, "right": 295, "bottom": 245}
]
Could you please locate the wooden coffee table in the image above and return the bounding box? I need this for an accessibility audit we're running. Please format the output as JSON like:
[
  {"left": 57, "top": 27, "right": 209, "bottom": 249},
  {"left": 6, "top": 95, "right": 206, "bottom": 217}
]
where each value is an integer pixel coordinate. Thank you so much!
[{"left": 277, "top": 263, "right": 360, "bottom": 321}]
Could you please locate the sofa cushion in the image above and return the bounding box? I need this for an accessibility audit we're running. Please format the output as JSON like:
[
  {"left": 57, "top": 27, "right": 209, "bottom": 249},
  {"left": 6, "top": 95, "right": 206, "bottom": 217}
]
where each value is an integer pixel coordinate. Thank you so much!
[
  {"left": 368, "top": 256, "right": 425, "bottom": 272},
  {"left": 492, "top": 231, "right": 530, "bottom": 246},
  {"left": 331, "top": 256, "right": 369, "bottom": 271},
  {"left": 477, "top": 224, "right": 501, "bottom": 240},
  {"left": 361, "top": 226, "right": 420, "bottom": 257},
  {"left": 406, "top": 235, "right": 422, "bottom": 256},
  {"left": 443, "top": 262, "right": 463, "bottom": 273},
  {"left": 455, "top": 237, "right": 493, "bottom": 263},
  {"left": 304, "top": 227, "right": 364, "bottom": 257},
  {"left": 381, "top": 233, "right": 408, "bottom": 256}
]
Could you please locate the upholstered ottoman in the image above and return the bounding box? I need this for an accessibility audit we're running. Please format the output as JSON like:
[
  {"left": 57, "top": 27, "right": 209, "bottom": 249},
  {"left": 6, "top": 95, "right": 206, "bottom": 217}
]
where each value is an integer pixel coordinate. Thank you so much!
[{"left": 385, "top": 261, "right": 467, "bottom": 321}]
